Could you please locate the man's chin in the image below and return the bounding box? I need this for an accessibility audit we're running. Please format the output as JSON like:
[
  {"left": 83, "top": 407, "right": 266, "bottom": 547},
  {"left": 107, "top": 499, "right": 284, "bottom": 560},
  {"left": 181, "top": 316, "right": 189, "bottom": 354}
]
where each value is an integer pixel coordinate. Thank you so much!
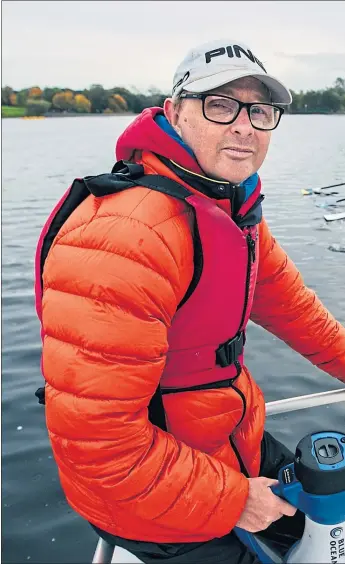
[
  {"left": 215, "top": 157, "right": 256, "bottom": 185},
  {"left": 201, "top": 161, "right": 255, "bottom": 185},
  {"left": 219, "top": 168, "right": 254, "bottom": 185}
]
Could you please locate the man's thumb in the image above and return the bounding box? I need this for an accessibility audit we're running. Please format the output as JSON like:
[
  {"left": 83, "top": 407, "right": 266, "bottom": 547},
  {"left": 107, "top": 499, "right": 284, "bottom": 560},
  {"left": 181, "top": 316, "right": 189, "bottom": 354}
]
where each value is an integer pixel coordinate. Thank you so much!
[{"left": 260, "top": 477, "right": 280, "bottom": 488}]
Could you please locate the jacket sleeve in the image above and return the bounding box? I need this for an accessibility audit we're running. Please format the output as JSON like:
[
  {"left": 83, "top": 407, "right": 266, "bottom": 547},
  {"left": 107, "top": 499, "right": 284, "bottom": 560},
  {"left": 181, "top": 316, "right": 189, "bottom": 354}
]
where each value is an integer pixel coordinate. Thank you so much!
[
  {"left": 250, "top": 217, "right": 345, "bottom": 383},
  {"left": 42, "top": 196, "right": 249, "bottom": 538}
]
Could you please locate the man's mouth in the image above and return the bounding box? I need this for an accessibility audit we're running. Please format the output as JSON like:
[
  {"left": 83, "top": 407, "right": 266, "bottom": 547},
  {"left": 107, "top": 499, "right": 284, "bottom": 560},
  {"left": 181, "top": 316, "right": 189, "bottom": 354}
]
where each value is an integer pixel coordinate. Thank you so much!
[{"left": 222, "top": 146, "right": 254, "bottom": 159}]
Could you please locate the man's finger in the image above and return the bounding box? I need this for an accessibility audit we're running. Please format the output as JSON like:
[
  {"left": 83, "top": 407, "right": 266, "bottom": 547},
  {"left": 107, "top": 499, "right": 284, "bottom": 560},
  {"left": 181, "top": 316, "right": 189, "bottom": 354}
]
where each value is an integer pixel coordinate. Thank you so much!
[
  {"left": 262, "top": 477, "right": 280, "bottom": 487},
  {"left": 278, "top": 498, "right": 297, "bottom": 517}
]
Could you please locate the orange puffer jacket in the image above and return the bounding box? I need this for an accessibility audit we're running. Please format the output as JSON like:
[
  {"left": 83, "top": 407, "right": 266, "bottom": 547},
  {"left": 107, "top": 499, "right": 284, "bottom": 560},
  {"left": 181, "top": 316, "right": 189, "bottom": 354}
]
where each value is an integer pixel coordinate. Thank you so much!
[{"left": 41, "top": 117, "right": 345, "bottom": 543}]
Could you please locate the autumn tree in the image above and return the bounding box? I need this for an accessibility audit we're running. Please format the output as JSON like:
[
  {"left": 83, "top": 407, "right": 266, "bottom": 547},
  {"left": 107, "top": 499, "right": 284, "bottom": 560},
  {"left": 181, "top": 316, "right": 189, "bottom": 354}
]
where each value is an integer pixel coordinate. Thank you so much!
[
  {"left": 52, "top": 90, "right": 74, "bottom": 111},
  {"left": 9, "top": 93, "right": 17, "bottom": 106},
  {"left": 108, "top": 94, "right": 122, "bottom": 112},
  {"left": 114, "top": 94, "right": 127, "bottom": 111},
  {"left": 110, "top": 86, "right": 147, "bottom": 113},
  {"left": 110, "top": 87, "right": 134, "bottom": 110},
  {"left": 29, "top": 86, "right": 43, "bottom": 99},
  {"left": 73, "top": 94, "right": 91, "bottom": 113}
]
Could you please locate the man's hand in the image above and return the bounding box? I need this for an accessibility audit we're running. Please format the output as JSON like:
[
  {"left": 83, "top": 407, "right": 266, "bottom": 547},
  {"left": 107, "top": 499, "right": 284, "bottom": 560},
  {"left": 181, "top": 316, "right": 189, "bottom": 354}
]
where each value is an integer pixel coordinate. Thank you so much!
[{"left": 236, "top": 477, "right": 297, "bottom": 533}]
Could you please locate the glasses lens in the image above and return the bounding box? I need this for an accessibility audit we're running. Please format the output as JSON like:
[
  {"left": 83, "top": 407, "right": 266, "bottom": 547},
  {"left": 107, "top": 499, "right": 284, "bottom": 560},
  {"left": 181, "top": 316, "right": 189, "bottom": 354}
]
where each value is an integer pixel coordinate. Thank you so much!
[
  {"left": 250, "top": 104, "right": 280, "bottom": 130},
  {"left": 204, "top": 95, "right": 239, "bottom": 123}
]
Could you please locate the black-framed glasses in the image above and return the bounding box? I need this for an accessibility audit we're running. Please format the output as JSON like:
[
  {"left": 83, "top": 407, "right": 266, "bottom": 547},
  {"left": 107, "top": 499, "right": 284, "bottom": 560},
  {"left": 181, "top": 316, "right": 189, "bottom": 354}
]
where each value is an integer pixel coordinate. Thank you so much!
[{"left": 179, "top": 92, "right": 284, "bottom": 131}]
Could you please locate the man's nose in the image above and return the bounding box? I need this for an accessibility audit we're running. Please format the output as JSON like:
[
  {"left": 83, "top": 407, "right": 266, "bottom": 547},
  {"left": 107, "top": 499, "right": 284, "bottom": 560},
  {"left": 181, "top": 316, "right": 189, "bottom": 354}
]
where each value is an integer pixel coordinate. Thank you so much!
[{"left": 229, "top": 107, "right": 254, "bottom": 135}]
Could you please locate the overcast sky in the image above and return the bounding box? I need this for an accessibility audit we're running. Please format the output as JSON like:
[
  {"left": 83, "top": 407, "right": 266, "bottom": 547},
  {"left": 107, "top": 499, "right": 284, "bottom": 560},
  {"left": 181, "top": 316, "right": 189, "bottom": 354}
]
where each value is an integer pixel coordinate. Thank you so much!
[{"left": 2, "top": 1, "right": 345, "bottom": 94}]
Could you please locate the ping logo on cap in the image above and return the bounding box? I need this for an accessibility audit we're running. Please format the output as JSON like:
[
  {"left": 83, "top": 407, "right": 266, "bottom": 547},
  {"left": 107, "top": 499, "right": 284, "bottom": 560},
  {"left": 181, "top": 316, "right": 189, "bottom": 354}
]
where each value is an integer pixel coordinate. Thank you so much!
[{"left": 204, "top": 45, "right": 267, "bottom": 73}]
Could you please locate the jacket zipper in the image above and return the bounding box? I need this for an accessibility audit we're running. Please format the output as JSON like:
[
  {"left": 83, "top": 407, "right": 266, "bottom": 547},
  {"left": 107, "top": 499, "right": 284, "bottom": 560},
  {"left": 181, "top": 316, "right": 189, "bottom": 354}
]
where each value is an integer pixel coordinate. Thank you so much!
[
  {"left": 238, "top": 230, "right": 256, "bottom": 332},
  {"left": 229, "top": 433, "right": 250, "bottom": 477},
  {"left": 229, "top": 370, "right": 250, "bottom": 477},
  {"left": 227, "top": 225, "right": 257, "bottom": 478}
]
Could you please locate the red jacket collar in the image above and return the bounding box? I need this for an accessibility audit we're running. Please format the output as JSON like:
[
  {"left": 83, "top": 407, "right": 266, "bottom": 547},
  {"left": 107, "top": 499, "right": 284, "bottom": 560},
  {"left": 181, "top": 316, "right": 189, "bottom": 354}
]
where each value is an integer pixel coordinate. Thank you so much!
[{"left": 116, "top": 107, "right": 204, "bottom": 176}]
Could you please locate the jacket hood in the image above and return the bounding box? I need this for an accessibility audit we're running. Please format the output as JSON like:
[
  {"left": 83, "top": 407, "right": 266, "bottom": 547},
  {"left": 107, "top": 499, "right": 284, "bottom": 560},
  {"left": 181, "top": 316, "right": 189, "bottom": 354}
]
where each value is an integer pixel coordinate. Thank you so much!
[{"left": 116, "top": 107, "right": 205, "bottom": 175}]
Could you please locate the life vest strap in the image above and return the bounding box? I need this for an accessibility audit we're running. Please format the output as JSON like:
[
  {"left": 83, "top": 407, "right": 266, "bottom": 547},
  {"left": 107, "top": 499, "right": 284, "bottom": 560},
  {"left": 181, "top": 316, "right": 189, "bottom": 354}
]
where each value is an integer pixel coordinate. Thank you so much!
[
  {"left": 35, "top": 386, "right": 46, "bottom": 405},
  {"left": 216, "top": 331, "right": 246, "bottom": 368},
  {"left": 85, "top": 160, "right": 192, "bottom": 201}
]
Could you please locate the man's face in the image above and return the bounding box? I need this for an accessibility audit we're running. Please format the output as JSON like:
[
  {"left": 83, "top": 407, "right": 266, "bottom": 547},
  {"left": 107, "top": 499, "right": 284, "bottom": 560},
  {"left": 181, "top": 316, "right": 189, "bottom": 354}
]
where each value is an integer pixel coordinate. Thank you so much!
[{"left": 164, "top": 77, "right": 272, "bottom": 184}]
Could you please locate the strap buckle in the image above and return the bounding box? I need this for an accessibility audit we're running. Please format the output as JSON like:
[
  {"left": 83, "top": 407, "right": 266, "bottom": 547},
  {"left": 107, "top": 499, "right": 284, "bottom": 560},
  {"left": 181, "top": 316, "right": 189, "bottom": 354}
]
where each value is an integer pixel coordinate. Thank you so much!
[
  {"left": 35, "top": 386, "right": 46, "bottom": 405},
  {"left": 216, "top": 331, "right": 245, "bottom": 368},
  {"left": 111, "top": 160, "right": 144, "bottom": 180}
]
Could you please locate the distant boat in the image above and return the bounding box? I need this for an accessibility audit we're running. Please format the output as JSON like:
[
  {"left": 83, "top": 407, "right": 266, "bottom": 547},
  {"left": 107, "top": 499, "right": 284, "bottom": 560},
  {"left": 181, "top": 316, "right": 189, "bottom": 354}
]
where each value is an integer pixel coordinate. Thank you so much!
[{"left": 324, "top": 211, "right": 345, "bottom": 221}]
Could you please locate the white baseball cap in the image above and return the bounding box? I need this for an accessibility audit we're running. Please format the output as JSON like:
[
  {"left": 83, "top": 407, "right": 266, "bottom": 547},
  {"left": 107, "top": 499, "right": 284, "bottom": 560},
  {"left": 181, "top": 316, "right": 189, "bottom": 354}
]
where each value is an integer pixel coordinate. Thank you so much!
[{"left": 172, "top": 39, "right": 292, "bottom": 105}]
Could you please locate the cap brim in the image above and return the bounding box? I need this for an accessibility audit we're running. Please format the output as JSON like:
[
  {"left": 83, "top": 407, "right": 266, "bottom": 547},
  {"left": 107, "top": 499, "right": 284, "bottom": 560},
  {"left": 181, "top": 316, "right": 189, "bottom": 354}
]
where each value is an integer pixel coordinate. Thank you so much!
[{"left": 183, "top": 69, "right": 292, "bottom": 105}]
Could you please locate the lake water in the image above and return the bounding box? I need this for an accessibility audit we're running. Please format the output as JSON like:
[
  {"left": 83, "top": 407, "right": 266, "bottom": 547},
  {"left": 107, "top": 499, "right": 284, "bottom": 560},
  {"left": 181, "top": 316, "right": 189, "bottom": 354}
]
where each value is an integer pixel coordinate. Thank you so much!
[{"left": 2, "top": 114, "right": 345, "bottom": 563}]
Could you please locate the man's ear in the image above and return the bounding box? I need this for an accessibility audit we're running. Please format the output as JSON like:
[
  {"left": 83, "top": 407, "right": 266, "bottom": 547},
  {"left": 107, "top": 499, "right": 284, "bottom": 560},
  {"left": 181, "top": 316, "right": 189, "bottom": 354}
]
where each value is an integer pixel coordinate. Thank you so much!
[
  {"left": 164, "top": 98, "right": 183, "bottom": 137},
  {"left": 164, "top": 98, "right": 179, "bottom": 128}
]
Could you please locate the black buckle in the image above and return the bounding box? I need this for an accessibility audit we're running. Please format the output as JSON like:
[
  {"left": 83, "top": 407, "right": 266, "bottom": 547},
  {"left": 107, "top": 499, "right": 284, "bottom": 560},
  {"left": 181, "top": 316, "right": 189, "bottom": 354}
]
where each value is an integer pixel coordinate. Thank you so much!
[
  {"left": 216, "top": 332, "right": 245, "bottom": 368},
  {"left": 35, "top": 386, "right": 46, "bottom": 405},
  {"left": 111, "top": 160, "right": 144, "bottom": 180}
]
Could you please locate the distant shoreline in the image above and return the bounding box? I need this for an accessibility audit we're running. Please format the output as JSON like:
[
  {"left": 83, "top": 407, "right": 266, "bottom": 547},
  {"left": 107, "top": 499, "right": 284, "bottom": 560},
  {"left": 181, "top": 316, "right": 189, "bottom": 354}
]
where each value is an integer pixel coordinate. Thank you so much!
[
  {"left": 286, "top": 111, "right": 345, "bottom": 116},
  {"left": 3, "top": 78, "right": 344, "bottom": 118},
  {"left": 3, "top": 110, "right": 345, "bottom": 119},
  {"left": 44, "top": 111, "right": 135, "bottom": 118},
  {"left": 1, "top": 108, "right": 136, "bottom": 119}
]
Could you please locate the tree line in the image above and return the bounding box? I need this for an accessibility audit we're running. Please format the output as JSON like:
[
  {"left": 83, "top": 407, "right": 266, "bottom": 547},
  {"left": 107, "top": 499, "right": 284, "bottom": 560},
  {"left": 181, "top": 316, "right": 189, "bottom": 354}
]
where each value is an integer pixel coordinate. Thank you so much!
[
  {"left": 287, "top": 78, "right": 345, "bottom": 114},
  {"left": 1, "top": 84, "right": 166, "bottom": 117},
  {"left": 2, "top": 78, "right": 345, "bottom": 117}
]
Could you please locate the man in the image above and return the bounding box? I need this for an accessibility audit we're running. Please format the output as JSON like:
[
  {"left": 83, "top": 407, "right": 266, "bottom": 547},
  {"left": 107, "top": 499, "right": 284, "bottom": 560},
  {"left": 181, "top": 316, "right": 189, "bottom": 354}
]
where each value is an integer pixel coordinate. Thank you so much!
[{"left": 38, "top": 39, "right": 345, "bottom": 563}]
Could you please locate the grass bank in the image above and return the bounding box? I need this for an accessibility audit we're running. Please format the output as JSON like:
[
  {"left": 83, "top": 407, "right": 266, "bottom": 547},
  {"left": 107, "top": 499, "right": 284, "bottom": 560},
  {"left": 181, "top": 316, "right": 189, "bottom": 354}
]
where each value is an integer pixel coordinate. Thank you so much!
[{"left": 2, "top": 106, "right": 26, "bottom": 118}]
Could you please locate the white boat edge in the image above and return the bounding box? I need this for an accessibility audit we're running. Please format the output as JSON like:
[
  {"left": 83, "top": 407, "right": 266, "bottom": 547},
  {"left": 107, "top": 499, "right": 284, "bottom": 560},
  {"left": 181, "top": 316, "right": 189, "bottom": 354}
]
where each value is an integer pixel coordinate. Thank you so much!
[{"left": 324, "top": 211, "right": 345, "bottom": 221}]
